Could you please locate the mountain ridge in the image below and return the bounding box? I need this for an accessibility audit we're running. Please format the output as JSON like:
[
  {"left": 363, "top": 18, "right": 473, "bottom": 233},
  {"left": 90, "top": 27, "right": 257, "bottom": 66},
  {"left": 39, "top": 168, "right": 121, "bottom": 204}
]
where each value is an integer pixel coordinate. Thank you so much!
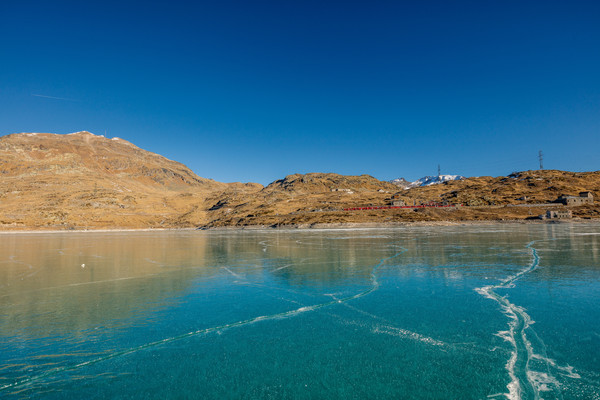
[{"left": 1, "top": 132, "right": 598, "bottom": 229}]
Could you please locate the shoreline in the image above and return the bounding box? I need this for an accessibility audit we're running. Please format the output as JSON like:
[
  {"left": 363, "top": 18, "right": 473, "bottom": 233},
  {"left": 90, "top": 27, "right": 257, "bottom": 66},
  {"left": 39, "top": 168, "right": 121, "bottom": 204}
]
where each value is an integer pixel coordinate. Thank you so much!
[
  {"left": 1, "top": 218, "right": 597, "bottom": 234},
  {"left": 0, "top": 227, "right": 198, "bottom": 235},
  {"left": 199, "top": 218, "right": 595, "bottom": 231}
]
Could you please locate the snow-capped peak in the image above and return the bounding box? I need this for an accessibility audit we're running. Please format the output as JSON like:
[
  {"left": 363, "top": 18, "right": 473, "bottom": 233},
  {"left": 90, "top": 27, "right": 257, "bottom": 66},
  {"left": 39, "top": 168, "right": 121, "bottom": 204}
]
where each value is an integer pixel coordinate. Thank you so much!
[
  {"left": 390, "top": 177, "right": 411, "bottom": 188},
  {"left": 411, "top": 175, "right": 465, "bottom": 187},
  {"left": 390, "top": 174, "right": 465, "bottom": 188}
]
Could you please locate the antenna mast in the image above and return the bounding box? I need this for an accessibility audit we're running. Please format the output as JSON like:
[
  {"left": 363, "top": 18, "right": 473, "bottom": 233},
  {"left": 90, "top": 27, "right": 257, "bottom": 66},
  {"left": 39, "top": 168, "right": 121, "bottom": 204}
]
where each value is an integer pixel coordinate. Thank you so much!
[
  {"left": 538, "top": 150, "right": 544, "bottom": 170},
  {"left": 437, "top": 164, "right": 441, "bottom": 177}
]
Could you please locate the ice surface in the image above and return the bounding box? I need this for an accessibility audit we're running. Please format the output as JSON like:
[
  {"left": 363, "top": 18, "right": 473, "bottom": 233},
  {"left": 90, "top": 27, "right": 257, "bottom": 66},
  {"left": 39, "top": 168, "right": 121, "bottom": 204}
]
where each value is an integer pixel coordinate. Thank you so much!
[{"left": 2, "top": 226, "right": 599, "bottom": 398}]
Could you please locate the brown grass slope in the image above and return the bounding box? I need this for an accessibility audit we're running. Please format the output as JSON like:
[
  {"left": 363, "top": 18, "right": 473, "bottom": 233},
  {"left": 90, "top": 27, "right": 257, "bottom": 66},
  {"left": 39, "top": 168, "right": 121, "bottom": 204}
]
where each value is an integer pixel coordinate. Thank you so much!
[
  {"left": 0, "top": 131, "right": 259, "bottom": 229},
  {"left": 203, "top": 172, "right": 420, "bottom": 227},
  {"left": 202, "top": 170, "right": 600, "bottom": 227},
  {"left": 1, "top": 132, "right": 598, "bottom": 230},
  {"left": 395, "top": 170, "right": 600, "bottom": 206}
]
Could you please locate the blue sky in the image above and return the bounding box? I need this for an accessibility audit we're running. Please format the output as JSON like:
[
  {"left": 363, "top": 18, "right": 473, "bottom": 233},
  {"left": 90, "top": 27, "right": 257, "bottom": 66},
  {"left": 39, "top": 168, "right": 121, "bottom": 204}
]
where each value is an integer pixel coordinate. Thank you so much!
[{"left": 1, "top": 1, "right": 599, "bottom": 184}]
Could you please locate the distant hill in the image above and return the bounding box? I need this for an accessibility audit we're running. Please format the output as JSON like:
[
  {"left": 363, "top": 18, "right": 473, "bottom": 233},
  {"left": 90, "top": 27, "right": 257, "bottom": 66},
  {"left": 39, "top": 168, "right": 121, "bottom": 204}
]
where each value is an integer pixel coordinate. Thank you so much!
[
  {"left": 389, "top": 178, "right": 411, "bottom": 189},
  {"left": 203, "top": 170, "right": 600, "bottom": 227},
  {"left": 267, "top": 173, "right": 398, "bottom": 193},
  {"left": 395, "top": 170, "right": 600, "bottom": 207},
  {"left": 202, "top": 172, "right": 399, "bottom": 227}
]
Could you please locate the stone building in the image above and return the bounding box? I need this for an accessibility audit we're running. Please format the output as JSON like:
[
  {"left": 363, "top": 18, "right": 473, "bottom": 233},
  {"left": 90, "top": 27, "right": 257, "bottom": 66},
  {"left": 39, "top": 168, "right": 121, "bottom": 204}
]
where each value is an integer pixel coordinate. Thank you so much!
[
  {"left": 545, "top": 210, "right": 572, "bottom": 219},
  {"left": 555, "top": 191, "right": 594, "bottom": 206}
]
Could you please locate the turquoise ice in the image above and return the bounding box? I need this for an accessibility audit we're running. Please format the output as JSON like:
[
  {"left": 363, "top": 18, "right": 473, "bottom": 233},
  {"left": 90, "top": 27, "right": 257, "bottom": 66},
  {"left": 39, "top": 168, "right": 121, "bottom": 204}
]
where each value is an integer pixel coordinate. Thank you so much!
[{"left": 1, "top": 224, "right": 599, "bottom": 399}]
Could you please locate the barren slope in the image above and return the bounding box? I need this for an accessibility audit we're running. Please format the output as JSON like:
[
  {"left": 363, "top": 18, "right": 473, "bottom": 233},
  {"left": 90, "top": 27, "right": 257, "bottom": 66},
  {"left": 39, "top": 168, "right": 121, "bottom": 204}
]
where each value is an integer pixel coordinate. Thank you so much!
[
  {"left": 1, "top": 132, "right": 598, "bottom": 230},
  {"left": 394, "top": 170, "right": 600, "bottom": 206},
  {"left": 0, "top": 131, "right": 260, "bottom": 229},
  {"left": 202, "top": 170, "right": 600, "bottom": 227}
]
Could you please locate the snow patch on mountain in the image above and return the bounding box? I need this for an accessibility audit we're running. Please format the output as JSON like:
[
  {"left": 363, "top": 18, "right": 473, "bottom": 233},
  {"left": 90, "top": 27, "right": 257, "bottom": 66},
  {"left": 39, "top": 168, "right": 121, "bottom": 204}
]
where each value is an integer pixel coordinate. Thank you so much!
[
  {"left": 390, "top": 175, "right": 465, "bottom": 188},
  {"left": 390, "top": 178, "right": 411, "bottom": 188},
  {"left": 411, "top": 175, "right": 465, "bottom": 187}
]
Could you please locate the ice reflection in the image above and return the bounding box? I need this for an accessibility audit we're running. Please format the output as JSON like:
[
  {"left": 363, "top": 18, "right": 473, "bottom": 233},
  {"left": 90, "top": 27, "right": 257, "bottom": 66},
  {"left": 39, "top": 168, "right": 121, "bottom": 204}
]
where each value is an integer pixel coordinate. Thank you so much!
[{"left": 1, "top": 226, "right": 599, "bottom": 337}]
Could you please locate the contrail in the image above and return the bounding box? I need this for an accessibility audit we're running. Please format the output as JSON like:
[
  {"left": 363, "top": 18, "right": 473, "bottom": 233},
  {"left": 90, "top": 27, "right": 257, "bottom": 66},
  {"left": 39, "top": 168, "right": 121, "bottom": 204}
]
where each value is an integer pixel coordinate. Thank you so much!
[{"left": 31, "top": 93, "right": 79, "bottom": 102}]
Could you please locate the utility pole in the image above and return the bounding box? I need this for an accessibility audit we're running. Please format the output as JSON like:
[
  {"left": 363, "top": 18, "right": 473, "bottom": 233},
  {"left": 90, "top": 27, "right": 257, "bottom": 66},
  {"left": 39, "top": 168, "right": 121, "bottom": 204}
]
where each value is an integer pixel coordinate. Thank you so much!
[
  {"left": 437, "top": 164, "right": 441, "bottom": 177},
  {"left": 538, "top": 150, "right": 544, "bottom": 170}
]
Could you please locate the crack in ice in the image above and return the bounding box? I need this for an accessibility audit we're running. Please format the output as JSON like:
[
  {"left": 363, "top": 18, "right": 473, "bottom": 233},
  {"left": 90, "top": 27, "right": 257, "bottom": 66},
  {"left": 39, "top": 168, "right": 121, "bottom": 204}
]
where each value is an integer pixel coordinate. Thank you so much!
[
  {"left": 1, "top": 250, "right": 406, "bottom": 393},
  {"left": 476, "top": 241, "right": 579, "bottom": 400}
]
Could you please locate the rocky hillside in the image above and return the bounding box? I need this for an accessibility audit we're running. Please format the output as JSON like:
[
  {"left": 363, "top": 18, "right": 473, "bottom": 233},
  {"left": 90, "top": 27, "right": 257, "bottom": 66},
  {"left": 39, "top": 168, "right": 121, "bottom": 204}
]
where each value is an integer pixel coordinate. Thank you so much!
[
  {"left": 394, "top": 170, "right": 600, "bottom": 207},
  {"left": 0, "top": 132, "right": 259, "bottom": 229},
  {"left": 265, "top": 173, "right": 399, "bottom": 194},
  {"left": 202, "top": 170, "right": 600, "bottom": 228},
  {"left": 1, "top": 131, "right": 598, "bottom": 230},
  {"left": 202, "top": 173, "right": 399, "bottom": 227},
  {"left": 0, "top": 131, "right": 216, "bottom": 189}
]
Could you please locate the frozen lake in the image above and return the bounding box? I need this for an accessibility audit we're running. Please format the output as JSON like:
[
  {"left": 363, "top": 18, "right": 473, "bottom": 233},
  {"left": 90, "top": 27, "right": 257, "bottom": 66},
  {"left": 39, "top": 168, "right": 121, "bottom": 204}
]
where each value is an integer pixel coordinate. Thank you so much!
[{"left": 1, "top": 224, "right": 599, "bottom": 399}]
